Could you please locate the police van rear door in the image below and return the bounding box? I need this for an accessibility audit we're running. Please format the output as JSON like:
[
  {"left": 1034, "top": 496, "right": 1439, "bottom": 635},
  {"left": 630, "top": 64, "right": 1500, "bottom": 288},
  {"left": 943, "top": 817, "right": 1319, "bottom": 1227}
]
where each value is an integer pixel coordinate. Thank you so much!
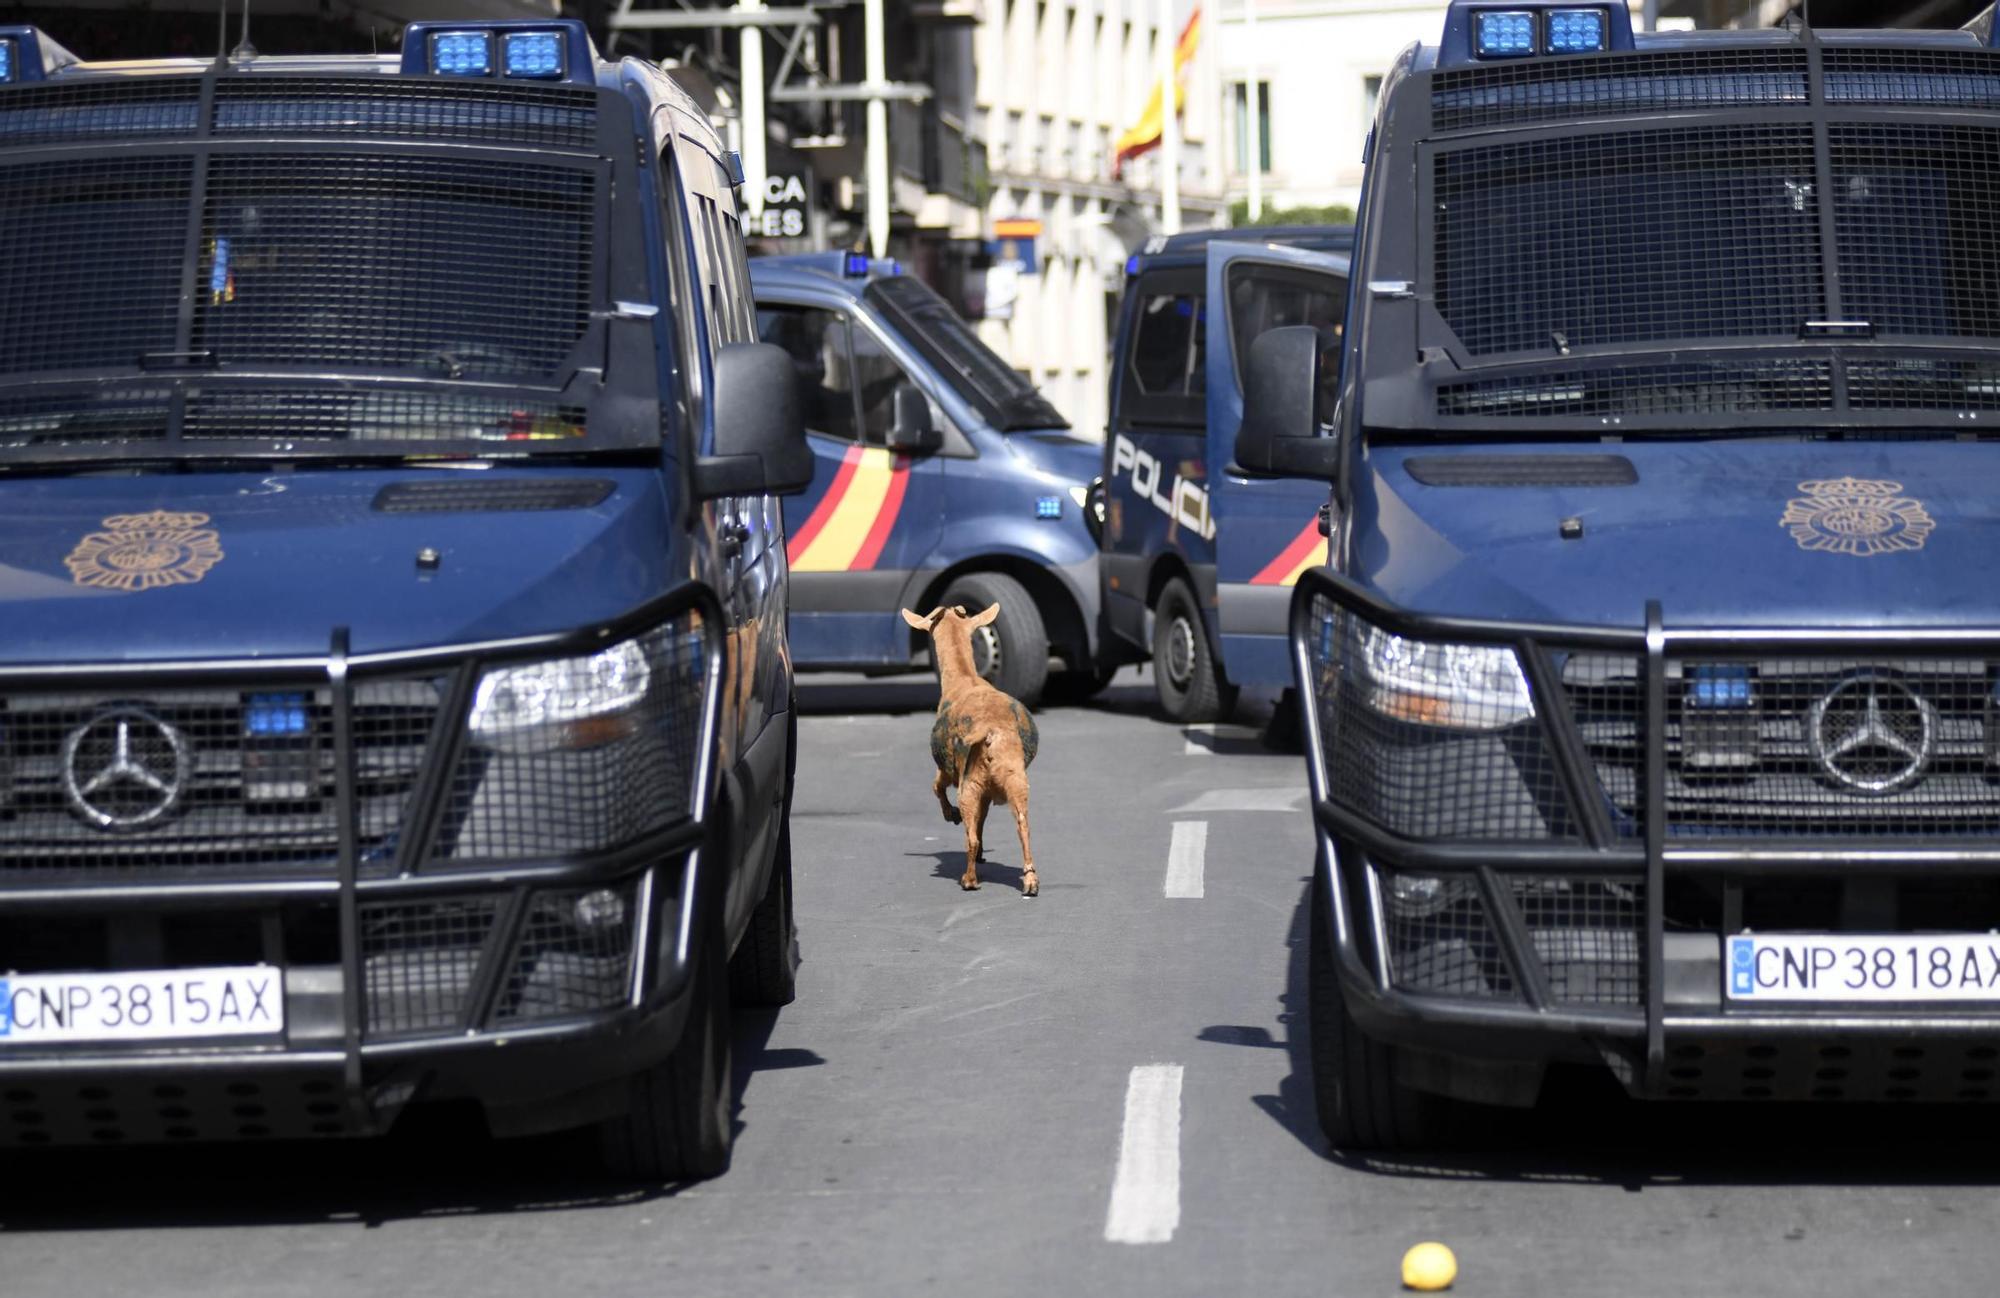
[{"left": 1203, "top": 241, "right": 1350, "bottom": 685}]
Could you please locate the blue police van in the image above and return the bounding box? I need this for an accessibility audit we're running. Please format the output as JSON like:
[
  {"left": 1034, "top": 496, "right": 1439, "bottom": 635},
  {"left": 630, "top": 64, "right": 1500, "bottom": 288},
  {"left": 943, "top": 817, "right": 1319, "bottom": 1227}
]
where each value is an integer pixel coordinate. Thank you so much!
[
  {"left": 1100, "top": 227, "right": 1352, "bottom": 722},
  {"left": 0, "top": 19, "right": 813, "bottom": 1180},
  {"left": 751, "top": 252, "right": 1104, "bottom": 707},
  {"left": 1241, "top": 0, "right": 2000, "bottom": 1146}
]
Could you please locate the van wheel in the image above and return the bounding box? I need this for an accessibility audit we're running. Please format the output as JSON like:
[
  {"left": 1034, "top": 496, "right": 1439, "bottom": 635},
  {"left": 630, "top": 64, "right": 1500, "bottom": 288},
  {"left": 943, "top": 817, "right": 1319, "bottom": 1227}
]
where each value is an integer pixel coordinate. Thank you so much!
[
  {"left": 1308, "top": 867, "right": 1451, "bottom": 1152},
  {"left": 941, "top": 572, "right": 1048, "bottom": 707},
  {"left": 599, "top": 920, "right": 734, "bottom": 1181},
  {"left": 729, "top": 800, "right": 798, "bottom": 1007},
  {"left": 1152, "top": 577, "right": 1235, "bottom": 723}
]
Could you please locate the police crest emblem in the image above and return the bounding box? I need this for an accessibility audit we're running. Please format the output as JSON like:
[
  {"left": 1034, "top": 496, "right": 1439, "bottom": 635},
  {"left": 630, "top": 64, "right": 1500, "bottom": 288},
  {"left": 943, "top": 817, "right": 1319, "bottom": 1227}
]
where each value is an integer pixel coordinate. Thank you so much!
[
  {"left": 65, "top": 510, "right": 225, "bottom": 592},
  {"left": 1779, "top": 477, "right": 1934, "bottom": 558}
]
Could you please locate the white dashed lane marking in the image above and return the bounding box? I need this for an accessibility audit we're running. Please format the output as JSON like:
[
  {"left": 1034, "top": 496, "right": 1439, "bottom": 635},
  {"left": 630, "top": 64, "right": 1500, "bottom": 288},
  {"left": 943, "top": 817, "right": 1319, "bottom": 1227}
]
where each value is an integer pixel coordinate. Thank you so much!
[
  {"left": 1181, "top": 723, "right": 1262, "bottom": 756},
  {"left": 1168, "top": 787, "right": 1307, "bottom": 814},
  {"left": 1164, "top": 821, "right": 1206, "bottom": 899},
  {"left": 1104, "top": 1064, "right": 1184, "bottom": 1245}
]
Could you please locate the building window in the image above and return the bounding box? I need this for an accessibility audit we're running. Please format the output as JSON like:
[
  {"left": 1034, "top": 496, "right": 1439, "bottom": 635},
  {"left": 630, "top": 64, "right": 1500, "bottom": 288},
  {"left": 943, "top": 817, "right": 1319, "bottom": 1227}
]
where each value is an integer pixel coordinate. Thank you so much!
[
  {"left": 1362, "top": 74, "right": 1383, "bottom": 138},
  {"left": 1231, "top": 80, "right": 1271, "bottom": 175}
]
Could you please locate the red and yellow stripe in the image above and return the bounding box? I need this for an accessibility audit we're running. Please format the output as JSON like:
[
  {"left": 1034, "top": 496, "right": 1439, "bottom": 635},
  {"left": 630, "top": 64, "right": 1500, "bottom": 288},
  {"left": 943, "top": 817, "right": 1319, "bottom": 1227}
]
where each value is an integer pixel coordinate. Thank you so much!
[
  {"left": 1249, "top": 519, "right": 1325, "bottom": 587},
  {"left": 787, "top": 445, "right": 912, "bottom": 571}
]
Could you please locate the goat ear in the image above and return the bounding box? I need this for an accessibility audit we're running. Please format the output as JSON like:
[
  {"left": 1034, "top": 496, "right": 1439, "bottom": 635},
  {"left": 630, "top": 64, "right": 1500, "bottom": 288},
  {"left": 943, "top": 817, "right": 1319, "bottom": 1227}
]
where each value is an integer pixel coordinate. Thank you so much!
[
  {"left": 965, "top": 602, "right": 1000, "bottom": 629},
  {"left": 900, "top": 608, "right": 931, "bottom": 630}
]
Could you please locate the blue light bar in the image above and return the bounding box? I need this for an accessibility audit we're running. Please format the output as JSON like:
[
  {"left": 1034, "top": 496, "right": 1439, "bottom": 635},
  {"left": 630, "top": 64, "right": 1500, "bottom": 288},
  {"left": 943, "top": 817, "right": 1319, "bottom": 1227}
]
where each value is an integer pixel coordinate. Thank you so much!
[
  {"left": 503, "top": 30, "right": 564, "bottom": 79},
  {"left": 844, "top": 253, "right": 871, "bottom": 276},
  {"left": 1035, "top": 495, "right": 1063, "bottom": 519},
  {"left": 1547, "top": 8, "right": 1607, "bottom": 53},
  {"left": 0, "top": 39, "right": 14, "bottom": 84},
  {"left": 430, "top": 30, "right": 493, "bottom": 77},
  {"left": 1126, "top": 255, "right": 1141, "bottom": 276},
  {"left": 1474, "top": 11, "right": 1536, "bottom": 58},
  {"left": 1688, "top": 665, "right": 1754, "bottom": 709},
  {"left": 245, "top": 693, "right": 311, "bottom": 737}
]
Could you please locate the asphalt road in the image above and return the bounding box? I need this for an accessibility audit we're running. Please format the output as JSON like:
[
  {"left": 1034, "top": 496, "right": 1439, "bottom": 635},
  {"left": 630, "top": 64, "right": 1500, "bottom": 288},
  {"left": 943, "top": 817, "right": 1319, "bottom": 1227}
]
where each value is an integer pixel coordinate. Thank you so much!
[{"left": 7, "top": 669, "right": 2000, "bottom": 1295}]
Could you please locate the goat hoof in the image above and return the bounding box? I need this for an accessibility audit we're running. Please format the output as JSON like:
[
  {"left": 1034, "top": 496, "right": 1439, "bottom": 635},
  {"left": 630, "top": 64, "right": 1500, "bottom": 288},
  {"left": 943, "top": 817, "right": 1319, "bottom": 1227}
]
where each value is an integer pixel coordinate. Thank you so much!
[
  {"left": 960, "top": 876, "right": 980, "bottom": 890},
  {"left": 944, "top": 809, "right": 963, "bottom": 825},
  {"left": 1022, "top": 875, "right": 1039, "bottom": 898}
]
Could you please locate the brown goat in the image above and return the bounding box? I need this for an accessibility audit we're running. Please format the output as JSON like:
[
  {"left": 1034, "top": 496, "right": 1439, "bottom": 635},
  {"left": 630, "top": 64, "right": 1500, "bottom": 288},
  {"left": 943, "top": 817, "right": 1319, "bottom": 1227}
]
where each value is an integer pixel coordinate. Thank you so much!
[{"left": 902, "top": 604, "right": 1040, "bottom": 896}]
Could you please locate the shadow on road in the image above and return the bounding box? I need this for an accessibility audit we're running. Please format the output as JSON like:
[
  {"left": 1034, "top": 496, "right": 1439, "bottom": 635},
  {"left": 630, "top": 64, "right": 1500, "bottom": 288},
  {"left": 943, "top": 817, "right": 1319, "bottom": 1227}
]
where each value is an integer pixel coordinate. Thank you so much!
[
  {"left": 0, "top": 1009, "right": 824, "bottom": 1233},
  {"left": 1203, "top": 877, "right": 2000, "bottom": 1190},
  {"left": 909, "top": 848, "right": 1027, "bottom": 894}
]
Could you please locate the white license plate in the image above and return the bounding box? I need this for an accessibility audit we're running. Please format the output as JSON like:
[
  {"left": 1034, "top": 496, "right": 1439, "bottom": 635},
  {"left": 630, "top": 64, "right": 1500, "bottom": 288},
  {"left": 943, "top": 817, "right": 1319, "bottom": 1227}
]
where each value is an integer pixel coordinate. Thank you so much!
[
  {"left": 1727, "top": 935, "right": 2000, "bottom": 1003},
  {"left": 0, "top": 966, "right": 283, "bottom": 1044}
]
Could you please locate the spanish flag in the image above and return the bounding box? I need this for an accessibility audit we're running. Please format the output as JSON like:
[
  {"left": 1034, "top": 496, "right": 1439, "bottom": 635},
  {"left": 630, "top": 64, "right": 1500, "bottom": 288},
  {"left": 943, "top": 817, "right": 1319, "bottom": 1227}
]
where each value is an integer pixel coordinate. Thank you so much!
[{"left": 1113, "top": 7, "right": 1201, "bottom": 179}]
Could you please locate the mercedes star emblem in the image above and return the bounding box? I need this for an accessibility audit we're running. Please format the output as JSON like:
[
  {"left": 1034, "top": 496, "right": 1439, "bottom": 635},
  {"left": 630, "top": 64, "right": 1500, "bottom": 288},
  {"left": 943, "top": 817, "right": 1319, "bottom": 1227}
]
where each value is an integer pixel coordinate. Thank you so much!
[
  {"left": 60, "top": 707, "right": 191, "bottom": 830},
  {"left": 1805, "top": 674, "right": 1936, "bottom": 795}
]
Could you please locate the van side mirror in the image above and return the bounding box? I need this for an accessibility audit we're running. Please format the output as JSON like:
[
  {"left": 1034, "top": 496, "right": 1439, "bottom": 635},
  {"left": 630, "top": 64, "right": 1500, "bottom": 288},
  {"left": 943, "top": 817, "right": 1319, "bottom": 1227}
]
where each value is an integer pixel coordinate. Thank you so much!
[
  {"left": 1234, "top": 325, "right": 1340, "bottom": 483},
  {"left": 694, "top": 341, "right": 815, "bottom": 498},
  {"left": 884, "top": 382, "right": 943, "bottom": 454}
]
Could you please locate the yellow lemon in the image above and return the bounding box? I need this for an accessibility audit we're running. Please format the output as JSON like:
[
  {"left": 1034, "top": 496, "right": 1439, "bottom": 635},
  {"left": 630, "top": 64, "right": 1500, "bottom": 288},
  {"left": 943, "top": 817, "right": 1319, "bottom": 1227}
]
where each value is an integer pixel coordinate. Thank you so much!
[{"left": 1401, "top": 1242, "right": 1457, "bottom": 1291}]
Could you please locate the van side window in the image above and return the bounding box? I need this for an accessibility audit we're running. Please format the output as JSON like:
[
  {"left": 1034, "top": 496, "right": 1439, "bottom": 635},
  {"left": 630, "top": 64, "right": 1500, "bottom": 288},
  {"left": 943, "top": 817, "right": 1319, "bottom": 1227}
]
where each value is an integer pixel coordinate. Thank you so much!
[
  {"left": 757, "top": 305, "right": 864, "bottom": 444},
  {"left": 1117, "top": 267, "right": 1206, "bottom": 428},
  {"left": 1224, "top": 264, "right": 1347, "bottom": 401},
  {"left": 849, "top": 325, "right": 908, "bottom": 445}
]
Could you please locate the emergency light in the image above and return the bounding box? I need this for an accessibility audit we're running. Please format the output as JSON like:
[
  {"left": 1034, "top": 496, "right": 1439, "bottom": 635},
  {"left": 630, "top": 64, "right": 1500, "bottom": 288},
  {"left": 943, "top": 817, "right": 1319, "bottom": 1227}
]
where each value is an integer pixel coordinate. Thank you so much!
[
  {"left": 244, "top": 692, "right": 311, "bottom": 737},
  {"left": 1439, "top": 2, "right": 1629, "bottom": 67},
  {"left": 844, "top": 253, "right": 871, "bottom": 276},
  {"left": 429, "top": 31, "right": 493, "bottom": 78},
  {"left": 1688, "top": 664, "right": 1754, "bottom": 709},
  {"left": 400, "top": 20, "right": 597, "bottom": 85},
  {"left": 0, "top": 26, "right": 79, "bottom": 83}
]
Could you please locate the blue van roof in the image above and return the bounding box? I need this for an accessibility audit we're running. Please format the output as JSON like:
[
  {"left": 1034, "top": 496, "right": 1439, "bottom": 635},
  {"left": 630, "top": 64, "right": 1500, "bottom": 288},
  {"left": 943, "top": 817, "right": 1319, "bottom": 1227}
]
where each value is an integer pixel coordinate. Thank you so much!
[{"left": 1130, "top": 224, "right": 1355, "bottom": 273}]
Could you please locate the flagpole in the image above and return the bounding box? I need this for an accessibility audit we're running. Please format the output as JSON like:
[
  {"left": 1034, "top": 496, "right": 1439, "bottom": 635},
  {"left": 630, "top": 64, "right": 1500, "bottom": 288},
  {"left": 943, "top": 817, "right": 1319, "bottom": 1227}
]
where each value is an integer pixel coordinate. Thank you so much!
[
  {"left": 1157, "top": 0, "right": 1181, "bottom": 234},
  {"left": 1244, "top": 0, "right": 1261, "bottom": 222}
]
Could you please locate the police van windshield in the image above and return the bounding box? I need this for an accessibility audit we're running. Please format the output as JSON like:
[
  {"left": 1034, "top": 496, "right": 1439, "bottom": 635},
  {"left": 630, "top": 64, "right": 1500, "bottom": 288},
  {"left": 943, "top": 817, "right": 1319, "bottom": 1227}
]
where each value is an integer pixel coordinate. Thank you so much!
[
  {"left": 862, "top": 276, "right": 1069, "bottom": 431},
  {"left": 1360, "top": 45, "right": 2000, "bottom": 437},
  {"left": 0, "top": 72, "right": 661, "bottom": 465}
]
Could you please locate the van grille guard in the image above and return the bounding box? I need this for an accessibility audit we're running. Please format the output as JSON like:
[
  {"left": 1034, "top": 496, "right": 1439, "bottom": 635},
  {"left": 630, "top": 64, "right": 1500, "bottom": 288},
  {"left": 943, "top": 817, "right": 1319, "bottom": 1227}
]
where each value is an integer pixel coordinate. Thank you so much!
[
  {"left": 1289, "top": 567, "right": 2000, "bottom": 1081},
  {"left": 0, "top": 582, "right": 724, "bottom": 1133}
]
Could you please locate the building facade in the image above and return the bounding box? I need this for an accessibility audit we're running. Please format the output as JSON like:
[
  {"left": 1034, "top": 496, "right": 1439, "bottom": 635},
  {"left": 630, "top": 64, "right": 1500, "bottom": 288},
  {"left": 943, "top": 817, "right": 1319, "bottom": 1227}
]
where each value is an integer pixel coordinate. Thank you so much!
[{"left": 971, "top": 0, "right": 1226, "bottom": 439}]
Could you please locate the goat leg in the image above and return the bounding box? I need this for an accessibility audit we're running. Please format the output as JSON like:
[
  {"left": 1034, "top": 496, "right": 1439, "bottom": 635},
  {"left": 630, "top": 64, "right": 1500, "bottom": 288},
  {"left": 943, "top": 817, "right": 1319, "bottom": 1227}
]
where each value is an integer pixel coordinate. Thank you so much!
[
  {"left": 933, "top": 768, "right": 961, "bottom": 824},
  {"left": 1000, "top": 770, "right": 1036, "bottom": 897},
  {"left": 958, "top": 779, "right": 986, "bottom": 890}
]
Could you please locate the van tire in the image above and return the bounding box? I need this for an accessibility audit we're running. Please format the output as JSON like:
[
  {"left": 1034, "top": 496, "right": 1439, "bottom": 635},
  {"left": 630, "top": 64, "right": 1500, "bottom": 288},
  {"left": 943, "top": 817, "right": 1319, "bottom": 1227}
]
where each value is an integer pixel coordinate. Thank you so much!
[
  {"left": 729, "top": 800, "right": 798, "bottom": 1007},
  {"left": 599, "top": 917, "right": 734, "bottom": 1181},
  {"left": 941, "top": 572, "right": 1048, "bottom": 707},
  {"left": 1308, "top": 867, "right": 1452, "bottom": 1152},
  {"left": 1152, "top": 577, "right": 1235, "bottom": 723}
]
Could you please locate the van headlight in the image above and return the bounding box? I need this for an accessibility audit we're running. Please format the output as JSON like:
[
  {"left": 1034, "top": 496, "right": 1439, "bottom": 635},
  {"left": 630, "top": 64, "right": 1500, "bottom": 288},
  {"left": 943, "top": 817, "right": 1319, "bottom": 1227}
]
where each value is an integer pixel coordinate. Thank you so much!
[
  {"left": 469, "top": 638, "right": 654, "bottom": 753},
  {"left": 1353, "top": 625, "right": 1533, "bottom": 731}
]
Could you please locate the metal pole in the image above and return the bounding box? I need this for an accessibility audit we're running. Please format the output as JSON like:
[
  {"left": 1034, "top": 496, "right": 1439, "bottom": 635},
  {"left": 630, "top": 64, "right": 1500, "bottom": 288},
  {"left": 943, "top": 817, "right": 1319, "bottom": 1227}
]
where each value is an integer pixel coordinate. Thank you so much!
[
  {"left": 1641, "top": 0, "right": 1660, "bottom": 31},
  {"left": 741, "top": 0, "right": 768, "bottom": 219},
  {"left": 1244, "top": 0, "right": 1260, "bottom": 222},
  {"left": 1157, "top": 0, "right": 1181, "bottom": 234},
  {"left": 864, "top": 0, "right": 891, "bottom": 257}
]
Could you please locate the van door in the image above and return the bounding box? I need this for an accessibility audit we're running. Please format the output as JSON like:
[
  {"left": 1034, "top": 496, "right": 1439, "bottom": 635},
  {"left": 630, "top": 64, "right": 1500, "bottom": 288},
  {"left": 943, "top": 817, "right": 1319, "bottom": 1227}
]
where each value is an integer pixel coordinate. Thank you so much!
[
  {"left": 757, "top": 303, "right": 947, "bottom": 666},
  {"left": 1203, "top": 241, "right": 1350, "bottom": 686}
]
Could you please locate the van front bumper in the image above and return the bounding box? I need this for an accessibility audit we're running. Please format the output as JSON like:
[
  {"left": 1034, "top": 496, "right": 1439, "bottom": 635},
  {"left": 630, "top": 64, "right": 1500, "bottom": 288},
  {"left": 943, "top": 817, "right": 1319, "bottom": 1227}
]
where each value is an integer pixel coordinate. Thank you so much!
[{"left": 1293, "top": 567, "right": 2000, "bottom": 1103}]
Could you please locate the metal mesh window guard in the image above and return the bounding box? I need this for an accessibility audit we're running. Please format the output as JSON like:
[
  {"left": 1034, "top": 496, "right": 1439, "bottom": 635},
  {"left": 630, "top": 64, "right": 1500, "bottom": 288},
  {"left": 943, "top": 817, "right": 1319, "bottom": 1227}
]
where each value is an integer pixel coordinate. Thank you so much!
[
  {"left": 0, "top": 678, "right": 435, "bottom": 876},
  {"left": 1432, "top": 47, "right": 1809, "bottom": 133},
  {"left": 1511, "top": 875, "right": 1644, "bottom": 1006},
  {"left": 1830, "top": 123, "right": 2000, "bottom": 344},
  {"left": 492, "top": 883, "right": 638, "bottom": 1023},
  {"left": 0, "top": 155, "right": 191, "bottom": 380},
  {"left": 361, "top": 896, "right": 500, "bottom": 1037},
  {"left": 1434, "top": 125, "right": 1823, "bottom": 358},
  {"left": 211, "top": 78, "right": 598, "bottom": 149},
  {"left": 1436, "top": 357, "right": 1835, "bottom": 419},
  {"left": 179, "top": 387, "right": 588, "bottom": 445},
  {"left": 1307, "top": 594, "right": 1574, "bottom": 841},
  {"left": 429, "top": 620, "right": 706, "bottom": 865},
  {"left": 193, "top": 154, "right": 594, "bottom": 380},
  {"left": 1824, "top": 48, "right": 2000, "bottom": 110},
  {"left": 1562, "top": 652, "right": 1647, "bottom": 835},
  {"left": 1378, "top": 869, "right": 1517, "bottom": 999},
  {"left": 0, "top": 79, "right": 201, "bottom": 146}
]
